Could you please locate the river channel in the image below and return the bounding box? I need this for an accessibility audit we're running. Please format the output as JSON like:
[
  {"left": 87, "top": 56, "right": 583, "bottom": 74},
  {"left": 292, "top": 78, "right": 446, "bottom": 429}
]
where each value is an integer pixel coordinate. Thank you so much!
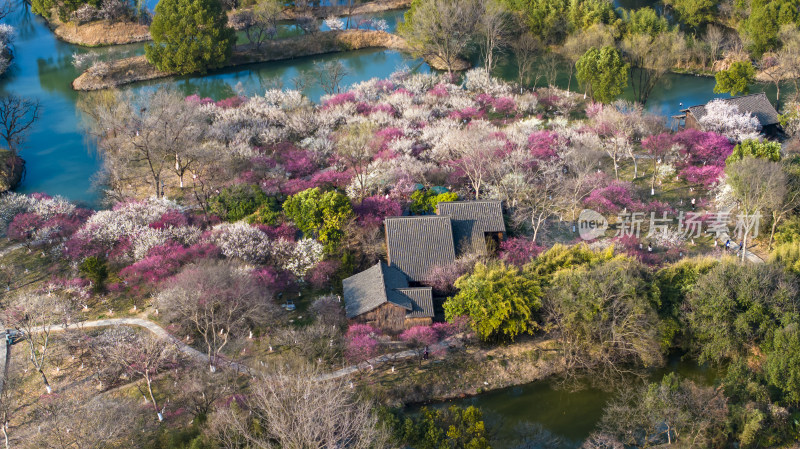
[
  {"left": 2, "top": 4, "right": 786, "bottom": 205},
  {"left": 1, "top": 3, "right": 745, "bottom": 443}
]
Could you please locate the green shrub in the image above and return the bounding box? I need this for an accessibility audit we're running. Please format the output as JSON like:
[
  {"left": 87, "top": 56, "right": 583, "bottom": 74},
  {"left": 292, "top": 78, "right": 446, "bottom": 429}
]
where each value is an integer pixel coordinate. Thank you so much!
[
  {"left": 79, "top": 256, "right": 108, "bottom": 292},
  {"left": 410, "top": 189, "right": 458, "bottom": 215},
  {"left": 381, "top": 405, "right": 491, "bottom": 449},
  {"left": 283, "top": 187, "right": 353, "bottom": 251},
  {"left": 774, "top": 216, "right": 800, "bottom": 245},
  {"left": 208, "top": 185, "right": 273, "bottom": 222},
  {"left": 727, "top": 139, "right": 782, "bottom": 164},
  {"left": 770, "top": 242, "right": 800, "bottom": 274}
]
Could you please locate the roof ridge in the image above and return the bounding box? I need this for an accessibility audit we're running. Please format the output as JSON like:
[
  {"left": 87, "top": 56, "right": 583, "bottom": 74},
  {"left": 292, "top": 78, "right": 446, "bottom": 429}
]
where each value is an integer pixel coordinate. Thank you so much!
[
  {"left": 684, "top": 92, "right": 771, "bottom": 111},
  {"left": 385, "top": 215, "right": 451, "bottom": 220},
  {"left": 376, "top": 261, "right": 390, "bottom": 304},
  {"left": 438, "top": 200, "right": 502, "bottom": 204}
]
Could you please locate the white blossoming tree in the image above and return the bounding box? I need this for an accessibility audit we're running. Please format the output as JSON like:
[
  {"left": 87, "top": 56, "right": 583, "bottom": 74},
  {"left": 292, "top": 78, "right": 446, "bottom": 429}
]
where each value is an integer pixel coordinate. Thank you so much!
[{"left": 698, "top": 100, "right": 761, "bottom": 142}]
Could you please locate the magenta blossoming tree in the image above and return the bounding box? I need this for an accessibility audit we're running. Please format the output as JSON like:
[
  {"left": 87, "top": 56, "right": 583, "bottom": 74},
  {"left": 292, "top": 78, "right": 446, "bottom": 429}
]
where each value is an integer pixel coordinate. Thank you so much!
[
  {"left": 354, "top": 195, "right": 402, "bottom": 228},
  {"left": 344, "top": 324, "right": 382, "bottom": 365},
  {"left": 499, "top": 237, "right": 545, "bottom": 266},
  {"left": 400, "top": 325, "right": 439, "bottom": 364},
  {"left": 7, "top": 212, "right": 44, "bottom": 247},
  {"left": 672, "top": 129, "right": 733, "bottom": 187},
  {"left": 584, "top": 181, "right": 645, "bottom": 215}
]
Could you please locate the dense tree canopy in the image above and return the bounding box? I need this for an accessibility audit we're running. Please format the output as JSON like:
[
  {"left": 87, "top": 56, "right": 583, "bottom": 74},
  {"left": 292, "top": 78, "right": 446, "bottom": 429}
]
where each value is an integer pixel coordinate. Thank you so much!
[
  {"left": 714, "top": 61, "right": 756, "bottom": 96},
  {"left": 545, "top": 257, "right": 663, "bottom": 376},
  {"left": 145, "top": 0, "right": 235, "bottom": 74},
  {"left": 502, "top": 0, "right": 616, "bottom": 43},
  {"left": 576, "top": 46, "right": 629, "bottom": 103},
  {"left": 686, "top": 261, "right": 800, "bottom": 364},
  {"left": 445, "top": 262, "right": 542, "bottom": 342},
  {"left": 283, "top": 188, "right": 353, "bottom": 251},
  {"left": 727, "top": 139, "right": 782, "bottom": 164},
  {"left": 662, "top": 0, "right": 719, "bottom": 29}
]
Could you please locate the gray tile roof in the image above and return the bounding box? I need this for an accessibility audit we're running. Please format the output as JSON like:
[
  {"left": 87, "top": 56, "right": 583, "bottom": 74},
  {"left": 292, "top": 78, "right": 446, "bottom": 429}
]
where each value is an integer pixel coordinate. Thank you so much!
[
  {"left": 685, "top": 93, "right": 779, "bottom": 127},
  {"left": 395, "top": 287, "right": 434, "bottom": 318},
  {"left": 385, "top": 216, "right": 457, "bottom": 282},
  {"left": 437, "top": 201, "right": 505, "bottom": 255},
  {"left": 342, "top": 262, "right": 411, "bottom": 318},
  {"left": 342, "top": 262, "right": 434, "bottom": 320}
]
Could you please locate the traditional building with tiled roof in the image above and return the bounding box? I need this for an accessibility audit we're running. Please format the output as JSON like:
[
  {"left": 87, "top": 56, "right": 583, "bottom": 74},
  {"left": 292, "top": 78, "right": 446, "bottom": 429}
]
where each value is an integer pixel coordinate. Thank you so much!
[
  {"left": 436, "top": 201, "right": 506, "bottom": 255},
  {"left": 384, "top": 216, "right": 457, "bottom": 283},
  {"left": 343, "top": 200, "right": 505, "bottom": 332},
  {"left": 342, "top": 261, "right": 434, "bottom": 331},
  {"left": 680, "top": 93, "right": 783, "bottom": 138}
]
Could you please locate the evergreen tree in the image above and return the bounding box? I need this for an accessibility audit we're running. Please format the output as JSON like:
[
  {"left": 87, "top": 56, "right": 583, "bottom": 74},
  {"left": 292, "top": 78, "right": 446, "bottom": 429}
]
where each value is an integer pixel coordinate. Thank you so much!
[
  {"left": 575, "top": 46, "right": 629, "bottom": 103},
  {"left": 145, "top": 0, "right": 235, "bottom": 75},
  {"left": 713, "top": 61, "right": 756, "bottom": 96}
]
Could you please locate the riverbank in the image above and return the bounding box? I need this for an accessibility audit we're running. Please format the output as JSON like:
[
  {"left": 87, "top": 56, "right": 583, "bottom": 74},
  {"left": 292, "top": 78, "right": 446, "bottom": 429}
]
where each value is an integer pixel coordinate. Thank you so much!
[
  {"left": 360, "top": 336, "right": 569, "bottom": 406},
  {"left": 268, "top": 0, "right": 411, "bottom": 21},
  {"left": 72, "top": 29, "right": 463, "bottom": 90},
  {"left": 41, "top": 0, "right": 411, "bottom": 47},
  {"left": 0, "top": 150, "right": 23, "bottom": 193},
  {"left": 47, "top": 14, "right": 150, "bottom": 47}
]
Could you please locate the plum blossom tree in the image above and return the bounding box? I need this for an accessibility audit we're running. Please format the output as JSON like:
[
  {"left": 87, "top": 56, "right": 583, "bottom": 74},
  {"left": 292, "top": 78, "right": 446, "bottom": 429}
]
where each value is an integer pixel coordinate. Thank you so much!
[
  {"left": 335, "top": 122, "right": 380, "bottom": 200},
  {"left": 354, "top": 195, "right": 402, "bottom": 228},
  {"left": 119, "top": 242, "right": 220, "bottom": 285},
  {"left": 102, "top": 329, "right": 179, "bottom": 421},
  {"left": 324, "top": 16, "right": 345, "bottom": 30},
  {"left": 435, "top": 122, "right": 505, "bottom": 199},
  {"left": 279, "top": 237, "right": 324, "bottom": 277},
  {"left": 697, "top": 99, "right": 761, "bottom": 142},
  {"left": 156, "top": 261, "right": 280, "bottom": 371},
  {"left": 511, "top": 158, "right": 565, "bottom": 242},
  {"left": 584, "top": 181, "right": 644, "bottom": 215},
  {"left": 2, "top": 293, "right": 77, "bottom": 394},
  {"left": 400, "top": 325, "right": 440, "bottom": 364},
  {"left": 499, "top": 237, "right": 545, "bottom": 266},
  {"left": 344, "top": 324, "right": 382, "bottom": 365},
  {"left": 673, "top": 129, "right": 733, "bottom": 186},
  {"left": 213, "top": 221, "right": 273, "bottom": 264},
  {"left": 425, "top": 255, "right": 481, "bottom": 295},
  {"left": 6, "top": 212, "right": 43, "bottom": 248},
  {"left": 643, "top": 132, "right": 676, "bottom": 195}
]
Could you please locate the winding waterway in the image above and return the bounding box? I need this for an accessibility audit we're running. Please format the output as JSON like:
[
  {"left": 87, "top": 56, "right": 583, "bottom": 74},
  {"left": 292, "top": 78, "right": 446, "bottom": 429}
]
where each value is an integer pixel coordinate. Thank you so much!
[
  {"left": 0, "top": 2, "right": 754, "bottom": 443},
  {"left": 2, "top": 4, "right": 785, "bottom": 204},
  {"left": 1, "top": 6, "right": 421, "bottom": 205}
]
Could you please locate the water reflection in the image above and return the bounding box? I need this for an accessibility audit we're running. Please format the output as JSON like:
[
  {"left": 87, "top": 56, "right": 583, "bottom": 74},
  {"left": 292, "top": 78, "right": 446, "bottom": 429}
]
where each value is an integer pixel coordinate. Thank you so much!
[
  {"left": 427, "top": 358, "right": 718, "bottom": 448},
  {"left": 0, "top": 3, "right": 787, "bottom": 205}
]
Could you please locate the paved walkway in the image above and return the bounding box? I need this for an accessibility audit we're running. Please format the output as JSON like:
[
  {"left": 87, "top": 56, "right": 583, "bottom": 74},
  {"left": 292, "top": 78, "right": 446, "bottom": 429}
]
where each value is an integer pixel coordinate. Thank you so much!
[
  {"left": 716, "top": 233, "right": 764, "bottom": 264},
  {"left": 0, "top": 332, "right": 8, "bottom": 397},
  {"left": 32, "top": 317, "right": 451, "bottom": 381},
  {"left": 0, "top": 243, "right": 23, "bottom": 259}
]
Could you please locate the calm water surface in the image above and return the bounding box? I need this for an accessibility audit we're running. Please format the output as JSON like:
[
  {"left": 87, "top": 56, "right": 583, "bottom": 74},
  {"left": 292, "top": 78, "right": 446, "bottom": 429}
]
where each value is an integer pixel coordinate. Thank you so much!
[
  {"left": 425, "top": 358, "right": 718, "bottom": 447},
  {"left": 1, "top": 7, "right": 419, "bottom": 205},
  {"left": 1, "top": 3, "right": 739, "bottom": 441}
]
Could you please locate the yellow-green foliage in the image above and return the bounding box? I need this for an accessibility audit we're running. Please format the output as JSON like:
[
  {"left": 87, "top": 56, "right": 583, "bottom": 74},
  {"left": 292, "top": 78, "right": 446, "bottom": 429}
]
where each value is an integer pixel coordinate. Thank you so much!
[
  {"left": 523, "top": 242, "right": 618, "bottom": 284},
  {"left": 445, "top": 262, "right": 542, "bottom": 342},
  {"left": 770, "top": 242, "right": 800, "bottom": 274}
]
